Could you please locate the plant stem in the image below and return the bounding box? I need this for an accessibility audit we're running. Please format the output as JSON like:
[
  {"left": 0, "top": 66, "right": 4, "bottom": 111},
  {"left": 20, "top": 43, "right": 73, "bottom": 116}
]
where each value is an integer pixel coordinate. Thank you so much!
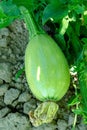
[
  {"left": 19, "top": 6, "right": 44, "bottom": 40},
  {"left": 72, "top": 81, "right": 80, "bottom": 129}
]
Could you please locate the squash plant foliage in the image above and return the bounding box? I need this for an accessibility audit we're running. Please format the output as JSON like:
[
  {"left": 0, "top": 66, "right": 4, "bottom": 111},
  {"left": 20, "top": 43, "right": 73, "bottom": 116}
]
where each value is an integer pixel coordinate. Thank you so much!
[{"left": 0, "top": 0, "right": 87, "bottom": 127}]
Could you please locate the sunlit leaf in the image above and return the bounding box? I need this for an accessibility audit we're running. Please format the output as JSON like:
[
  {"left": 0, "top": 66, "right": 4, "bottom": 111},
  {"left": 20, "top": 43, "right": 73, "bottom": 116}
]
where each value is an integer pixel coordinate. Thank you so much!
[{"left": 42, "top": 4, "right": 68, "bottom": 24}]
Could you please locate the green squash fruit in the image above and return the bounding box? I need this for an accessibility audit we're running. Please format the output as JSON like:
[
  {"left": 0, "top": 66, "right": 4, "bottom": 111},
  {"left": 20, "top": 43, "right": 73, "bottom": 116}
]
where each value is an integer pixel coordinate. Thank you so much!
[
  {"left": 20, "top": 6, "right": 70, "bottom": 127},
  {"left": 25, "top": 33, "right": 70, "bottom": 101}
]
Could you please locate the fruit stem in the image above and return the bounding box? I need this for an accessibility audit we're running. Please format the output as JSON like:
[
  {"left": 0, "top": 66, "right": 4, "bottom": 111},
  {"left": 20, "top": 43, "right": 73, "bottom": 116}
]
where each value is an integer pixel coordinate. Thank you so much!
[{"left": 19, "top": 6, "right": 44, "bottom": 40}]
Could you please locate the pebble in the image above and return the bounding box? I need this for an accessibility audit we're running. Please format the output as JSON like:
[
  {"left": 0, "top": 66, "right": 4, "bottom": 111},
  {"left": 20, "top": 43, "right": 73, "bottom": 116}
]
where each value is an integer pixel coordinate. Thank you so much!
[
  {"left": 32, "top": 122, "right": 57, "bottom": 130},
  {"left": 57, "top": 119, "right": 68, "bottom": 130},
  {"left": 0, "top": 79, "right": 3, "bottom": 85},
  {"left": 9, "top": 21, "right": 23, "bottom": 33},
  {"left": 0, "top": 28, "right": 9, "bottom": 36},
  {"left": 4, "top": 88, "right": 20, "bottom": 105},
  {"left": 10, "top": 53, "right": 16, "bottom": 62},
  {"left": 68, "top": 114, "right": 74, "bottom": 126},
  {"left": 16, "top": 102, "right": 23, "bottom": 110},
  {"left": 14, "top": 83, "right": 25, "bottom": 91},
  {"left": 11, "top": 99, "right": 19, "bottom": 108},
  {"left": 0, "top": 107, "right": 10, "bottom": 118},
  {"left": 0, "top": 38, "right": 7, "bottom": 47},
  {"left": 0, "top": 84, "right": 9, "bottom": 96},
  {"left": 23, "top": 99, "right": 36, "bottom": 114},
  {"left": 8, "top": 48, "right": 12, "bottom": 55},
  {"left": 18, "top": 91, "right": 31, "bottom": 103},
  {"left": 78, "top": 120, "right": 87, "bottom": 130},
  {"left": 14, "top": 78, "right": 22, "bottom": 83},
  {"left": 0, "top": 112, "right": 31, "bottom": 130},
  {"left": 0, "top": 63, "right": 12, "bottom": 83},
  {"left": 0, "top": 97, "right": 5, "bottom": 108},
  {"left": 1, "top": 55, "right": 7, "bottom": 59}
]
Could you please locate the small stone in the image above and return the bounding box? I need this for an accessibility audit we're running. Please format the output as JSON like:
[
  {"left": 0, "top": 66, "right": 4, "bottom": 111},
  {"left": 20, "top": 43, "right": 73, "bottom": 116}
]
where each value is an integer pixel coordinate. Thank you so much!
[
  {"left": 15, "top": 78, "right": 22, "bottom": 83},
  {"left": 10, "top": 53, "right": 15, "bottom": 59},
  {"left": 0, "top": 84, "right": 9, "bottom": 96},
  {"left": 4, "top": 88, "right": 20, "bottom": 105},
  {"left": 23, "top": 99, "right": 36, "bottom": 114},
  {"left": 14, "top": 83, "right": 25, "bottom": 91},
  {"left": 0, "top": 97, "right": 5, "bottom": 108},
  {"left": 63, "top": 112, "right": 70, "bottom": 121},
  {"left": 68, "top": 114, "right": 74, "bottom": 126},
  {"left": 9, "top": 81, "right": 15, "bottom": 87},
  {"left": 0, "top": 79, "right": 3, "bottom": 85},
  {"left": 8, "top": 48, "right": 12, "bottom": 55},
  {"left": 0, "top": 28, "right": 9, "bottom": 36},
  {"left": 0, "top": 63, "right": 12, "bottom": 83},
  {"left": 18, "top": 91, "right": 31, "bottom": 103},
  {"left": 0, "top": 38, "right": 7, "bottom": 47},
  {"left": 22, "top": 78, "right": 26, "bottom": 83},
  {"left": 10, "top": 53, "right": 16, "bottom": 62},
  {"left": 0, "top": 112, "right": 31, "bottom": 130},
  {"left": 16, "top": 102, "right": 23, "bottom": 110},
  {"left": 0, "top": 107, "right": 10, "bottom": 118},
  {"left": 12, "top": 99, "right": 19, "bottom": 108},
  {"left": 9, "top": 20, "right": 23, "bottom": 33},
  {"left": 32, "top": 122, "right": 57, "bottom": 130},
  {"left": 78, "top": 120, "right": 87, "bottom": 130},
  {"left": 1, "top": 55, "right": 7, "bottom": 59},
  {"left": 57, "top": 119, "right": 68, "bottom": 130}
]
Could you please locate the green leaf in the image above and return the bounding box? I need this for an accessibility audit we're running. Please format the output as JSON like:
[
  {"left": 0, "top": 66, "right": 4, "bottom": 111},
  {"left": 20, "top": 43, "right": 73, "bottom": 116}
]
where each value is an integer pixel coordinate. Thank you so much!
[
  {"left": 74, "top": 21, "right": 81, "bottom": 36},
  {"left": 82, "top": 11, "right": 87, "bottom": 25},
  {"left": 81, "top": 38, "right": 87, "bottom": 45},
  {"left": 15, "top": 66, "right": 25, "bottom": 80},
  {"left": 54, "top": 34, "right": 66, "bottom": 51},
  {"left": 68, "top": 95, "right": 80, "bottom": 106},
  {"left": 74, "top": 4, "right": 85, "bottom": 14},
  {"left": 0, "top": 17, "right": 13, "bottom": 28},
  {"left": 68, "top": 1, "right": 85, "bottom": 14},
  {"left": 42, "top": 3, "right": 68, "bottom": 24},
  {"left": 0, "top": 0, "right": 20, "bottom": 28},
  {"left": 72, "top": 108, "right": 83, "bottom": 115},
  {"left": 66, "top": 25, "right": 82, "bottom": 57},
  {"left": 13, "top": 0, "right": 37, "bottom": 11},
  {"left": 48, "top": 0, "right": 68, "bottom": 5},
  {"left": 1, "top": 0, "right": 20, "bottom": 16},
  {"left": 0, "top": 6, "right": 6, "bottom": 17}
]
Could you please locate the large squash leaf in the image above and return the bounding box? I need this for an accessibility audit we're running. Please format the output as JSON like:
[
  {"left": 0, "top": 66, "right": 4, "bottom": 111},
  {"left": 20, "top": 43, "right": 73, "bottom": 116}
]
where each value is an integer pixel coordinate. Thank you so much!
[{"left": 42, "top": 1, "right": 68, "bottom": 24}]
